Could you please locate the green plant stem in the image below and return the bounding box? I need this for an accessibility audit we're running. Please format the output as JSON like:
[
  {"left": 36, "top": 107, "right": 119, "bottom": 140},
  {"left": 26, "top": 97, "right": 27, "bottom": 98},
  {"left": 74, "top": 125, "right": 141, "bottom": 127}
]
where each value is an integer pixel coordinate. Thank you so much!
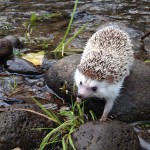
[
  {"left": 40, "top": 121, "right": 71, "bottom": 150},
  {"left": 54, "top": 0, "right": 79, "bottom": 53}
]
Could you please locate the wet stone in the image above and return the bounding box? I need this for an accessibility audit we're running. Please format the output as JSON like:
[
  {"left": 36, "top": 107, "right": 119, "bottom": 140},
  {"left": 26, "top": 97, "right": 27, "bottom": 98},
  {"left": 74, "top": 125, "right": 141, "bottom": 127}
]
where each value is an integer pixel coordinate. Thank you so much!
[
  {"left": 0, "top": 39, "right": 13, "bottom": 60},
  {"left": 7, "top": 58, "right": 42, "bottom": 75},
  {"left": 45, "top": 54, "right": 81, "bottom": 99},
  {"left": 0, "top": 104, "right": 55, "bottom": 150},
  {"left": 73, "top": 121, "right": 141, "bottom": 150},
  {"left": 3, "top": 35, "right": 23, "bottom": 48}
]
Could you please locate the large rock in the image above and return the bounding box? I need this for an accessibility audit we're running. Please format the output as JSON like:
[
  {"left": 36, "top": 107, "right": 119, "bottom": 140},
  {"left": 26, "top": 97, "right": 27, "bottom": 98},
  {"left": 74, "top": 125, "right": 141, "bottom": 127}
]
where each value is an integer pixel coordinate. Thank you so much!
[
  {"left": 45, "top": 54, "right": 150, "bottom": 122},
  {"left": 45, "top": 54, "right": 81, "bottom": 98},
  {"left": 7, "top": 58, "right": 42, "bottom": 75},
  {"left": 0, "top": 39, "right": 13, "bottom": 60},
  {"left": 0, "top": 104, "right": 55, "bottom": 150},
  {"left": 72, "top": 121, "right": 140, "bottom": 150}
]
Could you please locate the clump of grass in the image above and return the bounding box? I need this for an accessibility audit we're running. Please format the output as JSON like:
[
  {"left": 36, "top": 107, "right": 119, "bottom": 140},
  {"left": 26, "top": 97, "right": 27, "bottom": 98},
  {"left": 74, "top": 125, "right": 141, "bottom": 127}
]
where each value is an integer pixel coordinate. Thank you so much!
[
  {"left": 31, "top": 98, "right": 95, "bottom": 150},
  {"left": 53, "top": 0, "right": 87, "bottom": 57}
]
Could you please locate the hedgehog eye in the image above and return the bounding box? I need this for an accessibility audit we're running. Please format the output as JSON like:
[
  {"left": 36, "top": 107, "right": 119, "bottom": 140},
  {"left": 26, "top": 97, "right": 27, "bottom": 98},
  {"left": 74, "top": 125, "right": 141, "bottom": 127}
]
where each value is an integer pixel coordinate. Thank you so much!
[
  {"left": 91, "top": 87, "right": 97, "bottom": 92},
  {"left": 80, "top": 81, "right": 82, "bottom": 85}
]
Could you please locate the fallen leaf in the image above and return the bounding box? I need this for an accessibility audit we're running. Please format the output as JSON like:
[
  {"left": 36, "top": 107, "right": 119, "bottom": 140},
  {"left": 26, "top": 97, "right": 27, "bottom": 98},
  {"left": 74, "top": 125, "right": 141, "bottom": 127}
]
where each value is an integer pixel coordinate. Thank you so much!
[{"left": 22, "top": 51, "right": 45, "bottom": 65}]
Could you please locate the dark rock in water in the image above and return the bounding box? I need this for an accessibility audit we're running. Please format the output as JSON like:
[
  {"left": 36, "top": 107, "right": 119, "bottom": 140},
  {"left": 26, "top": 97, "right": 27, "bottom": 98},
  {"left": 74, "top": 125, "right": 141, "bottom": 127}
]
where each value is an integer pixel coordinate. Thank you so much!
[
  {"left": 3, "top": 35, "right": 23, "bottom": 48},
  {"left": 0, "top": 104, "right": 55, "bottom": 150},
  {"left": 7, "top": 58, "right": 42, "bottom": 75},
  {"left": 45, "top": 54, "right": 150, "bottom": 122},
  {"left": 72, "top": 121, "right": 140, "bottom": 150},
  {"left": 0, "top": 39, "right": 13, "bottom": 60}
]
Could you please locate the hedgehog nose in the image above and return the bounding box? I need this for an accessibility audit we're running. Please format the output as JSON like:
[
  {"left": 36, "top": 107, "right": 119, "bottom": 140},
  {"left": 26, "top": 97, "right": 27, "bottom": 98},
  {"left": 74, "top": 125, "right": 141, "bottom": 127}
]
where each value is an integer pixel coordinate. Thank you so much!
[{"left": 77, "top": 94, "right": 83, "bottom": 99}]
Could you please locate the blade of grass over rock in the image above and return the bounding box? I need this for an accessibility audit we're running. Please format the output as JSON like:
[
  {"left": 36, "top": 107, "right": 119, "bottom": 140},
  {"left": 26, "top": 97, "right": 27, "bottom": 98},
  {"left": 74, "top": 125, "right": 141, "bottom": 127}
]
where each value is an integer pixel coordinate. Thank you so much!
[
  {"left": 13, "top": 108, "right": 56, "bottom": 122},
  {"left": 32, "top": 97, "right": 61, "bottom": 125}
]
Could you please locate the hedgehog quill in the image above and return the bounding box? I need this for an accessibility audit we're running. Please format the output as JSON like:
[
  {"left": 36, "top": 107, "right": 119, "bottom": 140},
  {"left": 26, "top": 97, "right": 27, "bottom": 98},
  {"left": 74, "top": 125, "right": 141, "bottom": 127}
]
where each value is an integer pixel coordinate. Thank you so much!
[{"left": 74, "top": 26, "right": 134, "bottom": 121}]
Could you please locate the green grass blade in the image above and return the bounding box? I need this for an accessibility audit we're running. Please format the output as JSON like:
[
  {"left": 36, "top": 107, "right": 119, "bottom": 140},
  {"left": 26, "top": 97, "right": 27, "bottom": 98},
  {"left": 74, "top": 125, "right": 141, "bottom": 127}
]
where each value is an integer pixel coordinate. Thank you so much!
[
  {"left": 32, "top": 97, "right": 61, "bottom": 124},
  {"left": 62, "top": 43, "right": 65, "bottom": 57},
  {"left": 54, "top": 0, "right": 78, "bottom": 52},
  {"left": 62, "top": 0, "right": 78, "bottom": 43},
  {"left": 89, "top": 110, "right": 96, "bottom": 121},
  {"left": 54, "top": 23, "right": 87, "bottom": 53},
  {"left": 54, "top": 0, "right": 80, "bottom": 53},
  {"left": 64, "top": 23, "right": 87, "bottom": 47},
  {"left": 62, "top": 135, "right": 68, "bottom": 150},
  {"left": 77, "top": 103, "right": 83, "bottom": 117},
  {"left": 68, "top": 134, "right": 76, "bottom": 150},
  {"left": 145, "top": 59, "right": 150, "bottom": 63},
  {"left": 40, "top": 121, "right": 71, "bottom": 150}
]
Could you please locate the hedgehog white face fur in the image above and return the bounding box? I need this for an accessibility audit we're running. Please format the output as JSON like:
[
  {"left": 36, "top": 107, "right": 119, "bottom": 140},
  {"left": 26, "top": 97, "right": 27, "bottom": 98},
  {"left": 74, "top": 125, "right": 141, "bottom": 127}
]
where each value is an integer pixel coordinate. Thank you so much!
[
  {"left": 74, "top": 26, "right": 134, "bottom": 121},
  {"left": 75, "top": 69, "right": 123, "bottom": 100}
]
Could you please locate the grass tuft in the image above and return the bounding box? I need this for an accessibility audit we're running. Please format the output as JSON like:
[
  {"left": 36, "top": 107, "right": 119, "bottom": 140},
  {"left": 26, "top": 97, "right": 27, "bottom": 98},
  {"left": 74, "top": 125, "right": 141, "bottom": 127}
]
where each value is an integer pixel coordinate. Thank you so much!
[{"left": 31, "top": 97, "right": 95, "bottom": 150}]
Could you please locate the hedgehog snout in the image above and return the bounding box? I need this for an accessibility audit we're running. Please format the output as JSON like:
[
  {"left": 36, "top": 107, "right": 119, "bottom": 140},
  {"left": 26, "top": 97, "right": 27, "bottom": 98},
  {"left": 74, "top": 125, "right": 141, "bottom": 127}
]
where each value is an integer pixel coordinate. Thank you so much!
[{"left": 77, "top": 93, "right": 83, "bottom": 99}]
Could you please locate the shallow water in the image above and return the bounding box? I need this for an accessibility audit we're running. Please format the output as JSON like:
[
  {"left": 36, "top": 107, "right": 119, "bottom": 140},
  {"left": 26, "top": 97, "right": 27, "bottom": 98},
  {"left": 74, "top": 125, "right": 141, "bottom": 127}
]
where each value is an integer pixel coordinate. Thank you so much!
[{"left": 0, "top": 0, "right": 150, "bottom": 55}]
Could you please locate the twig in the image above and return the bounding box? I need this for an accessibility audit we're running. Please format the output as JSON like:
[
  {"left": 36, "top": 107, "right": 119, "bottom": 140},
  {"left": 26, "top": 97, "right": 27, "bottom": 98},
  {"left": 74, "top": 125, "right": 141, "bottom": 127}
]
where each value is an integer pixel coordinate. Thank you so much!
[{"left": 141, "top": 31, "right": 150, "bottom": 40}]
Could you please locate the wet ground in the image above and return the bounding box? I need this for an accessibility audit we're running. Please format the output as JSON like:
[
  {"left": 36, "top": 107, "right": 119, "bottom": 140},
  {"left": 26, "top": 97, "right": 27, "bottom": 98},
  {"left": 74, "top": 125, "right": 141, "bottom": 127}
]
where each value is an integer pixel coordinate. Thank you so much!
[
  {"left": 0, "top": 0, "right": 150, "bottom": 149},
  {"left": 0, "top": 0, "right": 150, "bottom": 53}
]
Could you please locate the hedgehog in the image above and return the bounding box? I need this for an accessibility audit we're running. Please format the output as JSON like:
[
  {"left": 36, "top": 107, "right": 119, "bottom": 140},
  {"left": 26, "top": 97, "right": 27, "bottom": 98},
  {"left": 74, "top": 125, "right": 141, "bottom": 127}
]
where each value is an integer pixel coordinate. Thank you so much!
[{"left": 74, "top": 26, "right": 134, "bottom": 121}]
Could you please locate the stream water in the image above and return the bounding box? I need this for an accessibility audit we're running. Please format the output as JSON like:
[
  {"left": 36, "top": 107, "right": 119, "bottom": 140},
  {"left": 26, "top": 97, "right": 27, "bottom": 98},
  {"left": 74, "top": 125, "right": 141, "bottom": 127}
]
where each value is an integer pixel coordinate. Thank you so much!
[{"left": 0, "top": 0, "right": 150, "bottom": 149}]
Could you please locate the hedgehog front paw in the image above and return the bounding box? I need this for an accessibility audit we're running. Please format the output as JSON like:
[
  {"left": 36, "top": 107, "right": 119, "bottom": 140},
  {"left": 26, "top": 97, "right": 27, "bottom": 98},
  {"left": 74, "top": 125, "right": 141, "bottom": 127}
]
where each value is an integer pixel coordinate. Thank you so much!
[
  {"left": 99, "top": 116, "right": 107, "bottom": 121},
  {"left": 99, "top": 116, "right": 112, "bottom": 121}
]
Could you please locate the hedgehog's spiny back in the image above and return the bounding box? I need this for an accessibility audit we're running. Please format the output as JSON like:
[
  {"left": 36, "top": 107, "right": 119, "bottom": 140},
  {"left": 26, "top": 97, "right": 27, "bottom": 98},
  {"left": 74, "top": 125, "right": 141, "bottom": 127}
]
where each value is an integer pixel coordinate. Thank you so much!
[{"left": 79, "top": 26, "right": 134, "bottom": 83}]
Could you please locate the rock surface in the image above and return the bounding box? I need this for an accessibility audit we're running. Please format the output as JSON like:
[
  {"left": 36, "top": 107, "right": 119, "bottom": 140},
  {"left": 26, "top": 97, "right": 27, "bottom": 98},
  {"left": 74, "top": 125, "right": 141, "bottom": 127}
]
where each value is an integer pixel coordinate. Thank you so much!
[
  {"left": 45, "top": 54, "right": 81, "bottom": 98},
  {"left": 73, "top": 121, "right": 140, "bottom": 150},
  {"left": 45, "top": 54, "right": 150, "bottom": 122},
  {"left": 7, "top": 58, "right": 42, "bottom": 75},
  {"left": 0, "top": 39, "right": 13, "bottom": 60},
  {"left": 3, "top": 35, "right": 23, "bottom": 48},
  {"left": 0, "top": 104, "right": 54, "bottom": 150}
]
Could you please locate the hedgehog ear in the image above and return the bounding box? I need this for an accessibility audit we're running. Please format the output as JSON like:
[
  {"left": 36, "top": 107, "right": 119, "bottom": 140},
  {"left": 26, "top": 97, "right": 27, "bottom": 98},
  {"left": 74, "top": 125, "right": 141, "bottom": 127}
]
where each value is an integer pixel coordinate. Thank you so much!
[{"left": 105, "top": 75, "right": 114, "bottom": 83}]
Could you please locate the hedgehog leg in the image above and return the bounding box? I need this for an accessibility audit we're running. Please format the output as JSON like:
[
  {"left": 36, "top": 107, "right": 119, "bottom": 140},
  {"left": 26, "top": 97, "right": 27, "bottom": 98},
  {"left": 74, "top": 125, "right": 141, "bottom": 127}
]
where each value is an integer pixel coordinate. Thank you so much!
[{"left": 99, "top": 99, "right": 114, "bottom": 121}]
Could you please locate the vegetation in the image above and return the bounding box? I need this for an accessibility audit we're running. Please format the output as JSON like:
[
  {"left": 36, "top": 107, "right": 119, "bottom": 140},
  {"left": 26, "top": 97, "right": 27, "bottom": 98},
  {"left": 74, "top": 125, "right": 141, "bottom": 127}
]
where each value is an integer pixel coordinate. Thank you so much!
[
  {"left": 33, "top": 1, "right": 90, "bottom": 149},
  {"left": 19, "top": 0, "right": 90, "bottom": 149},
  {"left": 53, "top": 0, "right": 86, "bottom": 57},
  {"left": 32, "top": 98, "right": 95, "bottom": 150},
  {"left": 145, "top": 59, "right": 150, "bottom": 63}
]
